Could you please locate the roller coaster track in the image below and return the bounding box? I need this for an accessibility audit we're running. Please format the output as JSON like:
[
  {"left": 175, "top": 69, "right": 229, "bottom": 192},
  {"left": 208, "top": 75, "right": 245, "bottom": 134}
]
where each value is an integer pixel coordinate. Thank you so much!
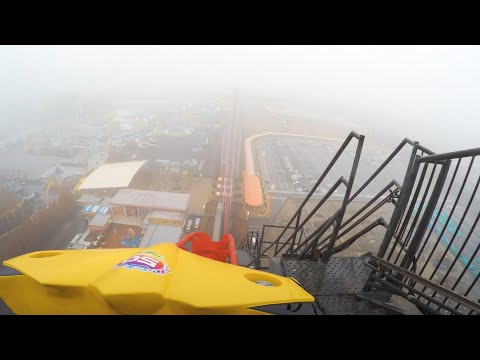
[
  {"left": 219, "top": 92, "right": 241, "bottom": 233},
  {"left": 0, "top": 194, "right": 26, "bottom": 238},
  {"left": 0, "top": 194, "right": 24, "bottom": 221}
]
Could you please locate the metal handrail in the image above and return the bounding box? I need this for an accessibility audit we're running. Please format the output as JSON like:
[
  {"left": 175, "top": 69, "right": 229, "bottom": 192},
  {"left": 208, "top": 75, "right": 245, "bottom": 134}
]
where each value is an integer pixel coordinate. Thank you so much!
[
  {"left": 247, "top": 134, "right": 430, "bottom": 267},
  {"left": 417, "top": 146, "right": 480, "bottom": 163},
  {"left": 374, "top": 146, "right": 480, "bottom": 314},
  {"left": 246, "top": 132, "right": 365, "bottom": 266}
]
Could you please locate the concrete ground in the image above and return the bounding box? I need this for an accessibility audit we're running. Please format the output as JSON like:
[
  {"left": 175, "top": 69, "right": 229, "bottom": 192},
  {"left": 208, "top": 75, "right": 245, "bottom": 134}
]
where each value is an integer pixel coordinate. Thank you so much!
[
  {"left": 100, "top": 223, "right": 143, "bottom": 248},
  {"left": 263, "top": 198, "right": 395, "bottom": 258},
  {"left": 188, "top": 177, "right": 214, "bottom": 216}
]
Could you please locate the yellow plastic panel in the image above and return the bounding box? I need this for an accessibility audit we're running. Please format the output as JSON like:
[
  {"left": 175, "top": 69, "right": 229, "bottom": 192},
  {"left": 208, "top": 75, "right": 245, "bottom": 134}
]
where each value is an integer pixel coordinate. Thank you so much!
[{"left": 0, "top": 243, "right": 314, "bottom": 314}]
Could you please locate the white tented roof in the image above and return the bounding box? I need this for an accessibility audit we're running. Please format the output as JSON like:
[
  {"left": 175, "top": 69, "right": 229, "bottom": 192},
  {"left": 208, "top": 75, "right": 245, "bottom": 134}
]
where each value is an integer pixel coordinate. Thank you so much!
[{"left": 79, "top": 161, "right": 147, "bottom": 190}]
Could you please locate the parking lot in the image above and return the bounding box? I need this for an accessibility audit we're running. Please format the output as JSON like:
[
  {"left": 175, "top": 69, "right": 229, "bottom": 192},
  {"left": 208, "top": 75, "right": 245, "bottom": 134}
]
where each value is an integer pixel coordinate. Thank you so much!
[{"left": 253, "top": 135, "right": 411, "bottom": 197}]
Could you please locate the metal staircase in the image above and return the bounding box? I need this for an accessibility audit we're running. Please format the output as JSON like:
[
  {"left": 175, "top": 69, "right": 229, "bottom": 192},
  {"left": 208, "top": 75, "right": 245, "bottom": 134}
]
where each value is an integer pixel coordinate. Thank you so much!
[{"left": 239, "top": 131, "right": 480, "bottom": 315}]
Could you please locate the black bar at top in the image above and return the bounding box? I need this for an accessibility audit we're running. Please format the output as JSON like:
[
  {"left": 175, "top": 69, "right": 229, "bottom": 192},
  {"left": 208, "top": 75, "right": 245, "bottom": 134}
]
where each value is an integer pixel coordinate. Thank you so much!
[{"left": 418, "top": 147, "right": 480, "bottom": 163}]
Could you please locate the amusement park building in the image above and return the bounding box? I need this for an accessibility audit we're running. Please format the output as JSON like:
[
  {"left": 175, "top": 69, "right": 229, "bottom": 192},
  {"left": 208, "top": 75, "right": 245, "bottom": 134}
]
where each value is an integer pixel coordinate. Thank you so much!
[{"left": 109, "top": 189, "right": 190, "bottom": 228}]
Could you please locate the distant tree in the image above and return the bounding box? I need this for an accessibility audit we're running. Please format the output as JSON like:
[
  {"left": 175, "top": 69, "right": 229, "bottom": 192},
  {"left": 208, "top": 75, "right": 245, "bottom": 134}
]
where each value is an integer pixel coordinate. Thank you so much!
[{"left": 171, "top": 173, "right": 183, "bottom": 191}]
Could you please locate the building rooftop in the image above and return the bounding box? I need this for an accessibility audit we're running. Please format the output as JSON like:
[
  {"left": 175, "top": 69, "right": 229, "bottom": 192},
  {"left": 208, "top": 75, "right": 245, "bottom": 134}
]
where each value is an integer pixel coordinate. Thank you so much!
[
  {"left": 81, "top": 205, "right": 111, "bottom": 215},
  {"left": 78, "top": 160, "right": 147, "bottom": 190},
  {"left": 147, "top": 210, "right": 184, "bottom": 221},
  {"left": 89, "top": 214, "right": 111, "bottom": 227},
  {"left": 110, "top": 189, "right": 190, "bottom": 211},
  {"left": 140, "top": 224, "right": 183, "bottom": 247}
]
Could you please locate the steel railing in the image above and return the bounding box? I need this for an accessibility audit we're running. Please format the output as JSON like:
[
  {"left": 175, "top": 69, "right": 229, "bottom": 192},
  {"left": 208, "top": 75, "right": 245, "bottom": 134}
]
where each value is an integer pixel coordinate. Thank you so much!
[
  {"left": 241, "top": 130, "right": 480, "bottom": 314},
  {"left": 374, "top": 146, "right": 480, "bottom": 314},
  {"left": 245, "top": 132, "right": 432, "bottom": 267}
]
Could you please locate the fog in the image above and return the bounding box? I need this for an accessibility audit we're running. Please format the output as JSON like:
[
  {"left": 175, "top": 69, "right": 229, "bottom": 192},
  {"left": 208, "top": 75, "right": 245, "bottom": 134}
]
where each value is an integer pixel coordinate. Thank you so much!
[
  {"left": 3, "top": 46, "right": 480, "bottom": 311},
  {"left": 1, "top": 45, "right": 480, "bottom": 151}
]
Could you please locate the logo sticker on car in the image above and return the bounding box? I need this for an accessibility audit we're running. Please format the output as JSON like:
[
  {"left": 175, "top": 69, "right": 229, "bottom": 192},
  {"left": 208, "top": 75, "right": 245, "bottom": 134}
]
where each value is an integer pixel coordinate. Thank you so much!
[{"left": 116, "top": 250, "right": 171, "bottom": 275}]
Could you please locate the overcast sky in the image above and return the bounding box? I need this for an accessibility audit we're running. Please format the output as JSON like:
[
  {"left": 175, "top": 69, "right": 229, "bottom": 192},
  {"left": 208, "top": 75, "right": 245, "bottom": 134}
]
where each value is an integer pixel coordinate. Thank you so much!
[{"left": 1, "top": 45, "right": 480, "bottom": 151}]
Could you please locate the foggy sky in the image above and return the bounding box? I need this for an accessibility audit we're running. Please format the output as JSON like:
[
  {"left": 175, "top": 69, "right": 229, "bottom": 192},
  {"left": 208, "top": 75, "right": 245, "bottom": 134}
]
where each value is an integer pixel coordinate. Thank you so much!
[{"left": 1, "top": 45, "right": 480, "bottom": 151}]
